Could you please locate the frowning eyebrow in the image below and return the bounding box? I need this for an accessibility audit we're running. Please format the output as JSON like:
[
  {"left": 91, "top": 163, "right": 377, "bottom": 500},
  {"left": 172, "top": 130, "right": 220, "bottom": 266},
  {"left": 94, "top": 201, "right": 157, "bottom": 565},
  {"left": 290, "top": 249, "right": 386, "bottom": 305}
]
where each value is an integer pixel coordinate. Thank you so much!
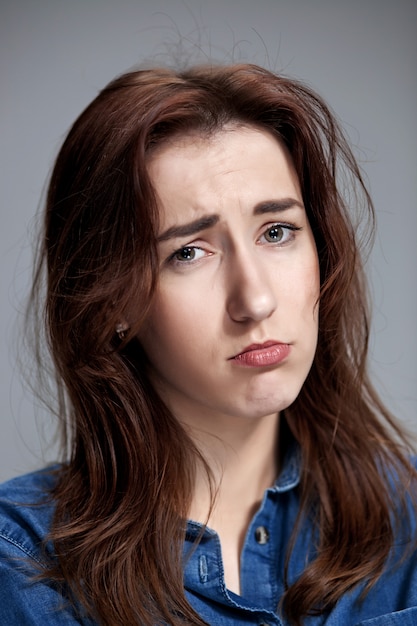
[
  {"left": 157, "top": 198, "right": 303, "bottom": 242},
  {"left": 253, "top": 198, "right": 304, "bottom": 215},
  {"left": 157, "top": 215, "right": 220, "bottom": 242}
]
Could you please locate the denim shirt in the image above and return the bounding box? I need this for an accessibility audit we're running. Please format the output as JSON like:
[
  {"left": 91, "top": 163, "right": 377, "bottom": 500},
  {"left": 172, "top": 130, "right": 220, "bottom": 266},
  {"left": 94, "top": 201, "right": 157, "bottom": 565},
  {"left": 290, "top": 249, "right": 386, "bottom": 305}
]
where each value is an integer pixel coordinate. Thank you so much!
[{"left": 0, "top": 449, "right": 416, "bottom": 625}]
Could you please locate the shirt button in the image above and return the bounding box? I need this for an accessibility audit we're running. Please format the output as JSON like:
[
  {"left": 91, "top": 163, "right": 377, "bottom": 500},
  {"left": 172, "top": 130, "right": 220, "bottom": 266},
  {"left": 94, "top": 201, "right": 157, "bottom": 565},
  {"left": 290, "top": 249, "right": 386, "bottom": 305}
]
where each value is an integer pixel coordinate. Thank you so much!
[{"left": 254, "top": 526, "right": 269, "bottom": 544}]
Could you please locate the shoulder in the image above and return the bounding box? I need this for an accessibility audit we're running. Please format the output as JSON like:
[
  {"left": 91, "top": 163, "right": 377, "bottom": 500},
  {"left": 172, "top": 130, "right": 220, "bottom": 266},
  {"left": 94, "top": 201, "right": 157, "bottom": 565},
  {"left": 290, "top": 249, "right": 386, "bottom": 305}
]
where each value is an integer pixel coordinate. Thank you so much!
[
  {"left": 0, "top": 465, "right": 60, "bottom": 567},
  {"left": 0, "top": 464, "right": 59, "bottom": 502},
  {"left": 0, "top": 466, "right": 94, "bottom": 624}
]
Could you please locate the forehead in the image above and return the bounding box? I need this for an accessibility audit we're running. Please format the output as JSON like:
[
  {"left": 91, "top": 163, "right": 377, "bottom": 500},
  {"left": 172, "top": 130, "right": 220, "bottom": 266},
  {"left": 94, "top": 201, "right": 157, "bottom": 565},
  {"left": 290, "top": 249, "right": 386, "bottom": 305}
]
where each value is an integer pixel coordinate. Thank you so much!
[{"left": 146, "top": 125, "right": 300, "bottom": 205}]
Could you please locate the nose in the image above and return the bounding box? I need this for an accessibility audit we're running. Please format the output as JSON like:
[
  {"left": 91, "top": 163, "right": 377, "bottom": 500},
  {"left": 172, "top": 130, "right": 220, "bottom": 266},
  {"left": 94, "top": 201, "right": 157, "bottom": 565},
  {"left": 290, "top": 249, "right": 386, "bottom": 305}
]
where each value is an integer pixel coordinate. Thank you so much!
[{"left": 225, "top": 250, "right": 277, "bottom": 323}]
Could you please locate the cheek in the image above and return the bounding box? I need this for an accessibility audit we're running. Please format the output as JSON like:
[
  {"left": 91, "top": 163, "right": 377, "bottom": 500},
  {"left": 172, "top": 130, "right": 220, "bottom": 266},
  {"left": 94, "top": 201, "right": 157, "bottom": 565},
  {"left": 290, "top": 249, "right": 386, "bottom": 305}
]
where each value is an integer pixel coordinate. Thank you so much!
[
  {"left": 291, "top": 259, "right": 320, "bottom": 351},
  {"left": 293, "top": 254, "right": 320, "bottom": 317},
  {"left": 139, "top": 300, "right": 176, "bottom": 357},
  {"left": 309, "top": 269, "right": 320, "bottom": 321},
  {"left": 307, "top": 246, "right": 320, "bottom": 301},
  {"left": 138, "top": 289, "right": 207, "bottom": 362}
]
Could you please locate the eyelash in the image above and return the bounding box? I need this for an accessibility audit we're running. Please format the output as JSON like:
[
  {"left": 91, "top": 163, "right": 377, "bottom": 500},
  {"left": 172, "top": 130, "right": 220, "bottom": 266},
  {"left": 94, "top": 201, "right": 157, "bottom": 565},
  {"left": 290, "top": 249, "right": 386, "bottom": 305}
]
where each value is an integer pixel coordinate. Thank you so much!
[{"left": 167, "top": 222, "right": 302, "bottom": 267}]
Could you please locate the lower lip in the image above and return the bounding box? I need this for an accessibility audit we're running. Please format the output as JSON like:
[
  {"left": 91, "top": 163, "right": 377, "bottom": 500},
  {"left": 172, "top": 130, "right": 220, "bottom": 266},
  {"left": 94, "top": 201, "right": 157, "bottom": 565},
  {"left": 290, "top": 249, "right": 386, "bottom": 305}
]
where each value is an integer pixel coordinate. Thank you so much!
[{"left": 232, "top": 343, "right": 291, "bottom": 368}]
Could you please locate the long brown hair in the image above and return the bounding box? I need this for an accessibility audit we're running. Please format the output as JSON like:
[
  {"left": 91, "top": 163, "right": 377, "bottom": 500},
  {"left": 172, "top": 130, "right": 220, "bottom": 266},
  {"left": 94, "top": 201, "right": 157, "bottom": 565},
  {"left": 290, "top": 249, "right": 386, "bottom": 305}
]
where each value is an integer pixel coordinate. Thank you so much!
[{"left": 30, "top": 64, "right": 416, "bottom": 625}]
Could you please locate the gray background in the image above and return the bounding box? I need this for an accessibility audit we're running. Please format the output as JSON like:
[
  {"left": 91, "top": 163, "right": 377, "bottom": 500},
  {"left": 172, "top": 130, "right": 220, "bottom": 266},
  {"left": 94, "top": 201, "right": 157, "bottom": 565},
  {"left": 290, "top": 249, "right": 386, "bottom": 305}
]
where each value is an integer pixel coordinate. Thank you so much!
[{"left": 1, "top": 0, "right": 416, "bottom": 481}]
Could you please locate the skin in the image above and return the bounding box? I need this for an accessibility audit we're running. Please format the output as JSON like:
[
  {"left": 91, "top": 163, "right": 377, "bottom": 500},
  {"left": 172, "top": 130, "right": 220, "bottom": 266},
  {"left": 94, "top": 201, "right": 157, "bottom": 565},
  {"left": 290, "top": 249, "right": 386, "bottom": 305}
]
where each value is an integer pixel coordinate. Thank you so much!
[{"left": 138, "top": 125, "right": 320, "bottom": 593}]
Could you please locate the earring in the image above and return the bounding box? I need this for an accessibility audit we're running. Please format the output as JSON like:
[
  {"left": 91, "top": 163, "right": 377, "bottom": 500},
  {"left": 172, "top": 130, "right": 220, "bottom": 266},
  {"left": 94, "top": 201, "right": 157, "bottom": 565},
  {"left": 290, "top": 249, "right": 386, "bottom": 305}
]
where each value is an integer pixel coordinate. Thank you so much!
[{"left": 115, "top": 322, "right": 129, "bottom": 340}]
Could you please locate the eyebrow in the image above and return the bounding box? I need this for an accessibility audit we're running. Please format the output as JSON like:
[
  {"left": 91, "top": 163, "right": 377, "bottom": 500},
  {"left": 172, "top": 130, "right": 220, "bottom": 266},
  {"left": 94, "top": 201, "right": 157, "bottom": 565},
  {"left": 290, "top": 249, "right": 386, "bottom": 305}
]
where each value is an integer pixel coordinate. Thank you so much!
[
  {"left": 158, "top": 214, "right": 220, "bottom": 241},
  {"left": 157, "top": 197, "right": 303, "bottom": 242},
  {"left": 253, "top": 198, "right": 304, "bottom": 215}
]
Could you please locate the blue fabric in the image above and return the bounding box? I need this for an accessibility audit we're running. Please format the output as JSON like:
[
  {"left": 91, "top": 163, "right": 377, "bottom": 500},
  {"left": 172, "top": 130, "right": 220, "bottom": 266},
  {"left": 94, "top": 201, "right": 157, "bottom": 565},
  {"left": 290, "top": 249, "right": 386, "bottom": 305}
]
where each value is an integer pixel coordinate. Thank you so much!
[{"left": 0, "top": 449, "right": 416, "bottom": 625}]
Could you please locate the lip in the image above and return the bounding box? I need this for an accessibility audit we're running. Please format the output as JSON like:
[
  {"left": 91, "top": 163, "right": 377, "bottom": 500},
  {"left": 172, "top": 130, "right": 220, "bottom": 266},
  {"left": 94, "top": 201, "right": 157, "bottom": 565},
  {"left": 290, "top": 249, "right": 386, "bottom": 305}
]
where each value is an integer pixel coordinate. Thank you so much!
[{"left": 230, "top": 341, "right": 291, "bottom": 368}]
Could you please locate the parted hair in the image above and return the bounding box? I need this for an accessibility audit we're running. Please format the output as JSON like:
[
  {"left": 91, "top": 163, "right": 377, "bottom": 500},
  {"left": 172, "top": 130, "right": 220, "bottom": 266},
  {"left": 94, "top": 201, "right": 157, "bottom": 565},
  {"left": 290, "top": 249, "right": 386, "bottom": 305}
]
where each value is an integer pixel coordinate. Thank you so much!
[{"left": 31, "top": 63, "right": 416, "bottom": 625}]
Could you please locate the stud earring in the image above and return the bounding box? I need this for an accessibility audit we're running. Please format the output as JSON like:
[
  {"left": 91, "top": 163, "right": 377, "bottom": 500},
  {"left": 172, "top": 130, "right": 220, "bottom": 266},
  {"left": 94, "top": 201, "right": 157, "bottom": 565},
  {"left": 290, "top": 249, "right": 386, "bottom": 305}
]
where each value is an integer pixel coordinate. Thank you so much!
[{"left": 115, "top": 322, "right": 129, "bottom": 340}]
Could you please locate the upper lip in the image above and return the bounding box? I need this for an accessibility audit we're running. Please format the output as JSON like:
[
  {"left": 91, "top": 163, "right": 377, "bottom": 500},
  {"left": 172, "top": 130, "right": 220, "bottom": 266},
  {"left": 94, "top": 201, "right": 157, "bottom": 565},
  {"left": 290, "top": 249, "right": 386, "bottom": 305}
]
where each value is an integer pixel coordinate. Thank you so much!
[{"left": 230, "top": 340, "right": 285, "bottom": 359}]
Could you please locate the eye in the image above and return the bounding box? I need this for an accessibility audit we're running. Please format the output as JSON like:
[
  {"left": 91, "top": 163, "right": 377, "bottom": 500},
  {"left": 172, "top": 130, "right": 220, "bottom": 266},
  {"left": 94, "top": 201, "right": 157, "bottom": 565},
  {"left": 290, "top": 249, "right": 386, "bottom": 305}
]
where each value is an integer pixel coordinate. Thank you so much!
[
  {"left": 259, "top": 223, "right": 300, "bottom": 245},
  {"left": 170, "top": 246, "right": 206, "bottom": 264},
  {"left": 264, "top": 225, "right": 285, "bottom": 243}
]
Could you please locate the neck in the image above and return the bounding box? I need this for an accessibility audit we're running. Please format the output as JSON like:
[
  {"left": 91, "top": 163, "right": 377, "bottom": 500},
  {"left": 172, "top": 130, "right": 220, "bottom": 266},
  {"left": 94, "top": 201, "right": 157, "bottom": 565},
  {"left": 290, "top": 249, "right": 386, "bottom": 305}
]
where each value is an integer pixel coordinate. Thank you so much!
[
  {"left": 187, "top": 411, "right": 280, "bottom": 526},
  {"left": 185, "top": 411, "right": 280, "bottom": 596}
]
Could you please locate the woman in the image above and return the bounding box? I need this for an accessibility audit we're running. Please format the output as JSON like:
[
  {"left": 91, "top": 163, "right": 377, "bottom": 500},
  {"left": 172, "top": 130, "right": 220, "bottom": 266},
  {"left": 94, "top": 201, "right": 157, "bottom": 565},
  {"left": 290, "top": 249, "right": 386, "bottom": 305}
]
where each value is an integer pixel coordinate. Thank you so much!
[{"left": 0, "top": 63, "right": 416, "bottom": 626}]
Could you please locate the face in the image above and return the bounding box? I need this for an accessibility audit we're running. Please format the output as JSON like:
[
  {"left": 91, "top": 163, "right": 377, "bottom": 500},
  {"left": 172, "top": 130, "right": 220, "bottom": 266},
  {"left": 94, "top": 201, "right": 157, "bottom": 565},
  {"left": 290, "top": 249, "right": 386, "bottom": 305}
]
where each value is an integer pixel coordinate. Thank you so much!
[{"left": 138, "top": 126, "right": 319, "bottom": 431}]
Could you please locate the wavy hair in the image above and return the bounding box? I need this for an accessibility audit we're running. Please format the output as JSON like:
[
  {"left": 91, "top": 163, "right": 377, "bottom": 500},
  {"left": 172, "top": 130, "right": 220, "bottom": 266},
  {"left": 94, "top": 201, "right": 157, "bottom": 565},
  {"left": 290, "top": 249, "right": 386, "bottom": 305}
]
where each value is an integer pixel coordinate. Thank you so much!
[{"left": 30, "top": 64, "right": 416, "bottom": 625}]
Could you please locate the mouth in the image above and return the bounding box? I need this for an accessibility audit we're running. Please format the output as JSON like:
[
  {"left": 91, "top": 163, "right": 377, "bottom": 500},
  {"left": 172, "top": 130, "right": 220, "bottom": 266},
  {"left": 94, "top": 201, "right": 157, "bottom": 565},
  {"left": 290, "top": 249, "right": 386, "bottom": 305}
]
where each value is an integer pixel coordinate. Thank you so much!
[{"left": 230, "top": 341, "right": 291, "bottom": 368}]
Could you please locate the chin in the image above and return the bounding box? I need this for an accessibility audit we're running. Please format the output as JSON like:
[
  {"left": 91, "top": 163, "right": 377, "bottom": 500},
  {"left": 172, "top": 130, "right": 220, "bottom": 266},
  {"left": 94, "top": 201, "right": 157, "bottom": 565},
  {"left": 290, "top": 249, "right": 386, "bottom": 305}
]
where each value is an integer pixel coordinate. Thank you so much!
[{"left": 238, "top": 396, "right": 298, "bottom": 420}]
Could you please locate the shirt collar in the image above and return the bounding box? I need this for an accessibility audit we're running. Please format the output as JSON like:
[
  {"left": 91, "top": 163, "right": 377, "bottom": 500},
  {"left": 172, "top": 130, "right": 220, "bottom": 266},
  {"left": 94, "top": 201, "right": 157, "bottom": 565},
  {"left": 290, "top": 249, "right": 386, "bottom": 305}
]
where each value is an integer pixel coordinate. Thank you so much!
[{"left": 270, "top": 437, "right": 301, "bottom": 493}]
